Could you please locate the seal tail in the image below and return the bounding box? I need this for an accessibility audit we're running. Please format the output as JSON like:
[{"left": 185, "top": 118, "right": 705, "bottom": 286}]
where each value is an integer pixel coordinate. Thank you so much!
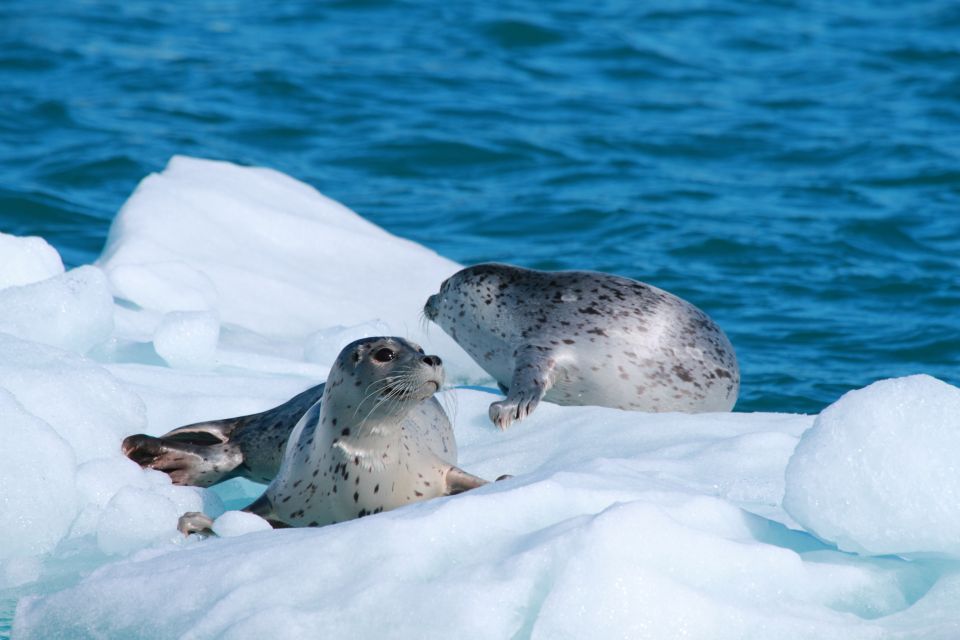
[{"left": 122, "top": 420, "right": 243, "bottom": 487}]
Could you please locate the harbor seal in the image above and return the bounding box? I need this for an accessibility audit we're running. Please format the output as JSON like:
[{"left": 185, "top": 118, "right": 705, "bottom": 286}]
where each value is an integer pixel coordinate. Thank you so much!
[
  {"left": 123, "top": 380, "right": 453, "bottom": 488},
  {"left": 179, "top": 336, "right": 491, "bottom": 533},
  {"left": 423, "top": 263, "right": 739, "bottom": 429}
]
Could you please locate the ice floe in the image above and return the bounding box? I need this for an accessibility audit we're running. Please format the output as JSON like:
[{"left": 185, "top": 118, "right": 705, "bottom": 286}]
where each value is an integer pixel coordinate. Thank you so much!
[{"left": 2, "top": 157, "right": 958, "bottom": 639}]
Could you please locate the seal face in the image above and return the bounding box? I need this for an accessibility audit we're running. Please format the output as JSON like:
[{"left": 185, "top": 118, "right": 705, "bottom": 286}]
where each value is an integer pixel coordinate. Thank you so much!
[
  {"left": 239, "top": 336, "right": 489, "bottom": 528},
  {"left": 424, "top": 263, "right": 740, "bottom": 428}
]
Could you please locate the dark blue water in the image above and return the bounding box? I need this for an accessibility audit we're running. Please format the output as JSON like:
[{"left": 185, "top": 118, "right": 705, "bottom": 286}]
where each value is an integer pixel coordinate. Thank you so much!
[{"left": 1, "top": 0, "right": 958, "bottom": 413}]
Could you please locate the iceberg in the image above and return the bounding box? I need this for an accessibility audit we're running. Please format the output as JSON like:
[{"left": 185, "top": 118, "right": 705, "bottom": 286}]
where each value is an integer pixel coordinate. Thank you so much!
[{"left": 2, "top": 157, "right": 958, "bottom": 639}]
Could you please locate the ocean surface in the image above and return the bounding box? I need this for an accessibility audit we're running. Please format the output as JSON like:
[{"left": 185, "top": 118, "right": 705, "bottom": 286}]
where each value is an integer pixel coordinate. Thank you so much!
[{"left": 1, "top": 0, "right": 958, "bottom": 414}]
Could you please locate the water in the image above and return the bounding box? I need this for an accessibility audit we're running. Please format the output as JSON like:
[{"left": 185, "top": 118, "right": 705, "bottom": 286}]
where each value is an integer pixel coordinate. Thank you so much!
[{"left": 1, "top": 0, "right": 958, "bottom": 414}]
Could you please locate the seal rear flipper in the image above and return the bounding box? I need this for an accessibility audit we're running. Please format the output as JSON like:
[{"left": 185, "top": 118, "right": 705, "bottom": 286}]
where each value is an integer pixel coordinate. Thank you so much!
[
  {"left": 443, "top": 466, "right": 489, "bottom": 496},
  {"left": 122, "top": 432, "right": 242, "bottom": 487}
]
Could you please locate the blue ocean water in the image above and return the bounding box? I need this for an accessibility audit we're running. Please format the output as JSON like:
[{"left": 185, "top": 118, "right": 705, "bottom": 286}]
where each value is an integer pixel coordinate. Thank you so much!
[{"left": 1, "top": 0, "right": 958, "bottom": 415}]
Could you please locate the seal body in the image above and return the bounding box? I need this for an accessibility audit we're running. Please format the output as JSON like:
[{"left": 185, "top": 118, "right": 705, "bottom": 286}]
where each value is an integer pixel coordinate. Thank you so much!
[
  {"left": 180, "top": 336, "right": 488, "bottom": 531},
  {"left": 423, "top": 263, "right": 739, "bottom": 428},
  {"left": 123, "top": 381, "right": 453, "bottom": 488}
]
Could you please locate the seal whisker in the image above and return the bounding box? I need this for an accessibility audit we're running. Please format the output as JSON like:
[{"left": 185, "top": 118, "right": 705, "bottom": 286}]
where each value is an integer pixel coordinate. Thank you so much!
[
  {"left": 439, "top": 386, "right": 458, "bottom": 426},
  {"left": 356, "top": 368, "right": 421, "bottom": 423},
  {"left": 358, "top": 384, "right": 407, "bottom": 428},
  {"left": 355, "top": 370, "right": 417, "bottom": 417},
  {"left": 418, "top": 309, "right": 431, "bottom": 334}
]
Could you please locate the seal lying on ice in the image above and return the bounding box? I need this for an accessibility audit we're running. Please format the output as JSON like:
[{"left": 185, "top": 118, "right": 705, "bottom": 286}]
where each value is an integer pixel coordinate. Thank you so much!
[
  {"left": 178, "top": 336, "right": 491, "bottom": 532},
  {"left": 123, "top": 378, "right": 452, "bottom": 488},
  {"left": 423, "top": 263, "right": 739, "bottom": 429}
]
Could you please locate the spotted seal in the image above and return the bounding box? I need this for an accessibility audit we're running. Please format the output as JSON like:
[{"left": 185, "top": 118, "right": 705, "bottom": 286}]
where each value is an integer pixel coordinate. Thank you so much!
[
  {"left": 123, "top": 380, "right": 452, "bottom": 488},
  {"left": 423, "top": 263, "right": 739, "bottom": 429},
  {"left": 178, "top": 336, "right": 491, "bottom": 533}
]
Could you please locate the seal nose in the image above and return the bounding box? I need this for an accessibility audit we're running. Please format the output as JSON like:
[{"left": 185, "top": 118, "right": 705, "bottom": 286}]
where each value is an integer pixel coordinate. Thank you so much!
[
  {"left": 422, "top": 355, "right": 442, "bottom": 367},
  {"left": 424, "top": 294, "right": 438, "bottom": 320}
]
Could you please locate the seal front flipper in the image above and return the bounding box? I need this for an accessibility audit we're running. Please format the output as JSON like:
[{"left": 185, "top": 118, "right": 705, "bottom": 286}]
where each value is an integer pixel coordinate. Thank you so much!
[
  {"left": 488, "top": 345, "right": 557, "bottom": 430},
  {"left": 243, "top": 493, "right": 289, "bottom": 528},
  {"left": 178, "top": 511, "right": 215, "bottom": 537},
  {"left": 443, "top": 465, "right": 489, "bottom": 495},
  {"left": 176, "top": 494, "right": 287, "bottom": 538}
]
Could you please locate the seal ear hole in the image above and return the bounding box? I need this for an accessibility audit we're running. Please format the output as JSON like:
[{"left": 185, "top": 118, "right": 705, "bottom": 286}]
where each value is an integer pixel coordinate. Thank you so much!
[{"left": 373, "top": 348, "right": 396, "bottom": 363}]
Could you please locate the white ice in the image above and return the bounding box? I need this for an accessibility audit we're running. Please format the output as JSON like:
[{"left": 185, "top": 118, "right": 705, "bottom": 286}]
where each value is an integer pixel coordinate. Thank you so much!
[
  {"left": 152, "top": 310, "right": 221, "bottom": 370},
  {"left": 784, "top": 374, "right": 960, "bottom": 558},
  {"left": 0, "top": 231, "right": 63, "bottom": 290},
  {"left": 2, "top": 157, "right": 958, "bottom": 639}
]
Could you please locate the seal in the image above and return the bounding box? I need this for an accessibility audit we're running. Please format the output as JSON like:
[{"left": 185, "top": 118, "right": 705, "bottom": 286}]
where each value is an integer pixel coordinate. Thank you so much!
[
  {"left": 123, "top": 381, "right": 453, "bottom": 488},
  {"left": 423, "top": 263, "right": 739, "bottom": 429},
  {"left": 178, "top": 336, "right": 491, "bottom": 533}
]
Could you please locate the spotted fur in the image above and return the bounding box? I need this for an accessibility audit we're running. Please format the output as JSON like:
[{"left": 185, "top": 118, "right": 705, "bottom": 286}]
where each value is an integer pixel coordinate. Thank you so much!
[
  {"left": 124, "top": 380, "right": 453, "bottom": 489},
  {"left": 424, "top": 263, "right": 740, "bottom": 429}
]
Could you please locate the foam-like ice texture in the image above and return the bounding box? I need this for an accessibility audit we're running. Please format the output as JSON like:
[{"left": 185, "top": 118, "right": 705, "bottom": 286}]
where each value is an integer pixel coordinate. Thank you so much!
[
  {"left": 153, "top": 310, "right": 220, "bottom": 369},
  {"left": 97, "top": 155, "right": 485, "bottom": 382},
  {"left": 0, "top": 334, "right": 145, "bottom": 464},
  {"left": 0, "top": 232, "right": 64, "bottom": 289},
  {"left": 5, "top": 158, "right": 960, "bottom": 639},
  {"left": 784, "top": 375, "right": 960, "bottom": 557},
  {"left": 212, "top": 511, "right": 272, "bottom": 537},
  {"left": 0, "top": 266, "right": 114, "bottom": 353},
  {"left": 303, "top": 320, "right": 391, "bottom": 366},
  {"left": 0, "top": 389, "right": 76, "bottom": 561}
]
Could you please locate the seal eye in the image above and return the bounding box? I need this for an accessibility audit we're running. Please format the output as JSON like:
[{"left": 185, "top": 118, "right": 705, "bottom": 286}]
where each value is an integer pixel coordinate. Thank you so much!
[{"left": 373, "top": 348, "right": 395, "bottom": 363}]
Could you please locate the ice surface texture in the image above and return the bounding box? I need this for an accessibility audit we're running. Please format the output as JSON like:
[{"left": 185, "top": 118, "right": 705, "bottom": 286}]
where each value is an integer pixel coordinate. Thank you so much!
[
  {"left": 784, "top": 375, "right": 960, "bottom": 557},
  {"left": 0, "top": 231, "right": 63, "bottom": 289},
  {"left": 3, "top": 158, "right": 959, "bottom": 639}
]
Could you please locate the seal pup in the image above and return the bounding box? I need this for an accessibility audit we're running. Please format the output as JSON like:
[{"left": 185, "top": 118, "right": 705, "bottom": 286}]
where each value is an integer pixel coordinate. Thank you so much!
[
  {"left": 423, "top": 263, "right": 739, "bottom": 429},
  {"left": 179, "top": 336, "right": 490, "bottom": 533},
  {"left": 123, "top": 382, "right": 453, "bottom": 487}
]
